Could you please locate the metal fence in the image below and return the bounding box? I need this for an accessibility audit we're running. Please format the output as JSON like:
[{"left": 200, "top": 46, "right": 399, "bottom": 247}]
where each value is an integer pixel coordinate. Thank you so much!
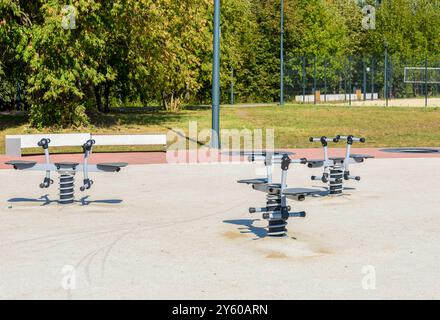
[
  {"left": 227, "top": 54, "right": 440, "bottom": 107},
  {"left": 282, "top": 54, "right": 440, "bottom": 107}
]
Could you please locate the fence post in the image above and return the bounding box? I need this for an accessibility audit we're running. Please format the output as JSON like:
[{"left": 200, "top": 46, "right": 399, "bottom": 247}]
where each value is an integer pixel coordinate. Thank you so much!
[
  {"left": 348, "top": 56, "right": 352, "bottom": 106},
  {"left": 344, "top": 58, "right": 347, "bottom": 103},
  {"left": 313, "top": 56, "right": 317, "bottom": 105},
  {"left": 389, "top": 57, "right": 393, "bottom": 101},
  {"left": 302, "top": 56, "right": 306, "bottom": 103},
  {"left": 384, "top": 45, "right": 389, "bottom": 107},
  {"left": 371, "top": 57, "right": 375, "bottom": 101},
  {"left": 425, "top": 55, "right": 428, "bottom": 107},
  {"left": 363, "top": 58, "right": 367, "bottom": 101},
  {"left": 230, "top": 67, "right": 235, "bottom": 105},
  {"left": 324, "top": 59, "right": 328, "bottom": 102}
]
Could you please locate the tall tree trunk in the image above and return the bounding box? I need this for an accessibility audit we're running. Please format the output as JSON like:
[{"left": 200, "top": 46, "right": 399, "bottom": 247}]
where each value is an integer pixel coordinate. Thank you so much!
[
  {"left": 161, "top": 92, "right": 168, "bottom": 110},
  {"left": 104, "top": 84, "right": 110, "bottom": 113},
  {"left": 162, "top": 92, "right": 181, "bottom": 111},
  {"left": 94, "top": 85, "right": 103, "bottom": 112}
]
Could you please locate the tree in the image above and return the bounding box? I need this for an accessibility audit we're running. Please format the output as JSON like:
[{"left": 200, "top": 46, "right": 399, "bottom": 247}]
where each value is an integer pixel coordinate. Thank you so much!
[
  {"left": 23, "top": 1, "right": 118, "bottom": 127},
  {"left": 2, "top": 0, "right": 439, "bottom": 126},
  {"left": 110, "top": 0, "right": 212, "bottom": 111},
  {"left": 0, "top": 0, "right": 30, "bottom": 110}
]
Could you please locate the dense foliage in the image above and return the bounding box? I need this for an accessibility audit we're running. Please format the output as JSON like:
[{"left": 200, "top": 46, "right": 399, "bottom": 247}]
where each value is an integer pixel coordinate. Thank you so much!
[{"left": 0, "top": 0, "right": 439, "bottom": 127}]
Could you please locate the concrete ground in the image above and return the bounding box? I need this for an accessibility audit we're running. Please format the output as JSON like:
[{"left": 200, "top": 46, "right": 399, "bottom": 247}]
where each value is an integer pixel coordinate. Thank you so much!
[{"left": 0, "top": 157, "right": 440, "bottom": 299}]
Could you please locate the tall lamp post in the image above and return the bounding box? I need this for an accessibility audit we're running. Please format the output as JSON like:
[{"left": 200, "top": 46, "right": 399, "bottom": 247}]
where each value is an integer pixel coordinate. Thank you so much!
[
  {"left": 211, "top": 0, "right": 221, "bottom": 149},
  {"left": 280, "top": 0, "right": 285, "bottom": 106}
]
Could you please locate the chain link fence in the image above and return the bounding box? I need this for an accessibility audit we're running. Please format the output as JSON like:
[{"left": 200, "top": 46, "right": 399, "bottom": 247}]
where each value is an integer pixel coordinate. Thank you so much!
[
  {"left": 227, "top": 54, "right": 440, "bottom": 107},
  {"left": 283, "top": 54, "right": 440, "bottom": 107}
]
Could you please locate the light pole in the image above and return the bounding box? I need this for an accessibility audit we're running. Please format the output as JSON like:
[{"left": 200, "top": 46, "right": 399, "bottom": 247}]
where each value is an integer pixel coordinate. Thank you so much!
[
  {"left": 280, "top": 0, "right": 285, "bottom": 106},
  {"left": 211, "top": 0, "right": 221, "bottom": 149}
]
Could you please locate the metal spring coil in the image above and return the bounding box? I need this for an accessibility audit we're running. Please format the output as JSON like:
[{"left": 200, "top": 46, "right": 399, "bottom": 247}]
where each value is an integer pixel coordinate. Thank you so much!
[
  {"left": 265, "top": 188, "right": 287, "bottom": 237},
  {"left": 59, "top": 171, "right": 75, "bottom": 204},
  {"left": 329, "top": 165, "right": 344, "bottom": 196}
]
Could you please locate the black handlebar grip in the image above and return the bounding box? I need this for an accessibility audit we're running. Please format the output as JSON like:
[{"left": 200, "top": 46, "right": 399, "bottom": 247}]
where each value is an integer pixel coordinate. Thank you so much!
[
  {"left": 249, "top": 208, "right": 256, "bottom": 214},
  {"left": 83, "top": 139, "right": 96, "bottom": 151},
  {"left": 341, "top": 135, "right": 366, "bottom": 144},
  {"left": 38, "top": 138, "right": 50, "bottom": 149},
  {"left": 38, "top": 138, "right": 51, "bottom": 145},
  {"left": 281, "top": 154, "right": 291, "bottom": 171}
]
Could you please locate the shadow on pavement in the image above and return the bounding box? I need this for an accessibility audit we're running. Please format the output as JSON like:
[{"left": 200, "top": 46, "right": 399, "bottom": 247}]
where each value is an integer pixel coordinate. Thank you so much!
[
  {"left": 7, "top": 195, "right": 122, "bottom": 206},
  {"left": 223, "top": 218, "right": 267, "bottom": 239}
]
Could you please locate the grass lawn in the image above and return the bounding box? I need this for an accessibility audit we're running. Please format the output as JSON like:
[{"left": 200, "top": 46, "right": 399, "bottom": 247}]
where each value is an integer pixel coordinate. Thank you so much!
[{"left": 1, "top": 104, "right": 440, "bottom": 154}]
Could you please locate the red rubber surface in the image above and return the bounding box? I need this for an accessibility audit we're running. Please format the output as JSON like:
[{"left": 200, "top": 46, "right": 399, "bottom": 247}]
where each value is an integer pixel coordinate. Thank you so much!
[{"left": 1, "top": 148, "right": 439, "bottom": 170}]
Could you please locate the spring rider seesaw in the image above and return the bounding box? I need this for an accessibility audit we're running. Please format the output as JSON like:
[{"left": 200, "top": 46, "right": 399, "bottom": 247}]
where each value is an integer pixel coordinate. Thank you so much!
[
  {"left": 237, "top": 151, "right": 322, "bottom": 237},
  {"left": 306, "top": 135, "right": 374, "bottom": 196},
  {"left": 5, "top": 138, "right": 128, "bottom": 204}
]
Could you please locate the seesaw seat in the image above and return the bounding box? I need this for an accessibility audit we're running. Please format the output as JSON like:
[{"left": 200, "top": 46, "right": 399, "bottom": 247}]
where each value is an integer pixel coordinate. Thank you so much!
[
  {"left": 351, "top": 154, "right": 374, "bottom": 158},
  {"left": 252, "top": 183, "right": 282, "bottom": 194},
  {"left": 307, "top": 160, "right": 324, "bottom": 168},
  {"left": 351, "top": 154, "right": 374, "bottom": 163},
  {"left": 283, "top": 188, "right": 323, "bottom": 196},
  {"left": 5, "top": 160, "right": 37, "bottom": 170},
  {"left": 55, "top": 162, "right": 79, "bottom": 170},
  {"left": 329, "top": 157, "right": 345, "bottom": 164},
  {"left": 237, "top": 178, "right": 268, "bottom": 185},
  {"left": 97, "top": 162, "right": 128, "bottom": 172}
]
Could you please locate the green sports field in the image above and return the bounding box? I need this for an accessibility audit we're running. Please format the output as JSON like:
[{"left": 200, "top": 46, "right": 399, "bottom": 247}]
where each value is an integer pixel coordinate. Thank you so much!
[{"left": 1, "top": 104, "right": 440, "bottom": 154}]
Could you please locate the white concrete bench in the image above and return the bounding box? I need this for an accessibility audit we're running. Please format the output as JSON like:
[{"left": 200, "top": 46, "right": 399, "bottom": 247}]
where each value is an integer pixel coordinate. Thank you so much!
[
  {"left": 5, "top": 133, "right": 91, "bottom": 156},
  {"left": 91, "top": 134, "right": 167, "bottom": 149},
  {"left": 5, "top": 133, "right": 167, "bottom": 156}
]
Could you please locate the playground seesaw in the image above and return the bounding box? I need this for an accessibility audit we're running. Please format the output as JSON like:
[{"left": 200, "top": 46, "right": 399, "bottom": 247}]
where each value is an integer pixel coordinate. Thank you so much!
[
  {"left": 237, "top": 151, "right": 322, "bottom": 237},
  {"left": 5, "top": 138, "right": 128, "bottom": 204},
  {"left": 236, "top": 136, "right": 373, "bottom": 237},
  {"left": 307, "top": 135, "right": 374, "bottom": 196}
]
